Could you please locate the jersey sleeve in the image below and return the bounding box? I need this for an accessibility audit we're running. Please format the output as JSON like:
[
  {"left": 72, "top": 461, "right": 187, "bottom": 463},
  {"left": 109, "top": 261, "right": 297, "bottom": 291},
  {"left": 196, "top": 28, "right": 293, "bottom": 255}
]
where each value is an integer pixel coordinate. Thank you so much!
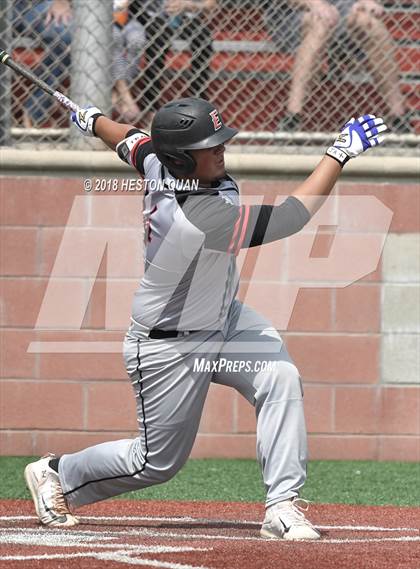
[
  {"left": 116, "top": 129, "right": 154, "bottom": 175},
  {"left": 178, "top": 194, "right": 311, "bottom": 254}
]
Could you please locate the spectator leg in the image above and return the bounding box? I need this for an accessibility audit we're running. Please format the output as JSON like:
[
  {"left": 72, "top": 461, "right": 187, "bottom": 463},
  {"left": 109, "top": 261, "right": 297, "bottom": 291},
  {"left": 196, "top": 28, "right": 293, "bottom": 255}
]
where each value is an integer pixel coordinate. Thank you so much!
[
  {"left": 286, "top": 12, "right": 337, "bottom": 115},
  {"left": 347, "top": 10, "right": 405, "bottom": 118}
]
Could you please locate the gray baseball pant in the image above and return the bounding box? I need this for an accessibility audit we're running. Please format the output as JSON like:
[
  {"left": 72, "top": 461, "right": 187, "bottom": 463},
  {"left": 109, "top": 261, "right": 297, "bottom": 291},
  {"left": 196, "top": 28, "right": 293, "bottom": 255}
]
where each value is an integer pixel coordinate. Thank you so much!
[{"left": 59, "top": 301, "right": 307, "bottom": 508}]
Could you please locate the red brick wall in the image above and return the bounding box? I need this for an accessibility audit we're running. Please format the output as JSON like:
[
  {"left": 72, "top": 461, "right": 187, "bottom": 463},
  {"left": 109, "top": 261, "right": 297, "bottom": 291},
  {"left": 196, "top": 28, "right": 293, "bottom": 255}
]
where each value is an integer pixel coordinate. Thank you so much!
[{"left": 0, "top": 176, "right": 419, "bottom": 460}]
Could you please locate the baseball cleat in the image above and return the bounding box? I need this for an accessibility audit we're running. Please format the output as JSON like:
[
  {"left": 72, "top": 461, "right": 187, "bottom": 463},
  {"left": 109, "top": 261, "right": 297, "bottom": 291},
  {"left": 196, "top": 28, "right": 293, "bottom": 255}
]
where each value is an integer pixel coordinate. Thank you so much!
[
  {"left": 24, "top": 454, "right": 79, "bottom": 528},
  {"left": 260, "top": 498, "right": 321, "bottom": 540}
]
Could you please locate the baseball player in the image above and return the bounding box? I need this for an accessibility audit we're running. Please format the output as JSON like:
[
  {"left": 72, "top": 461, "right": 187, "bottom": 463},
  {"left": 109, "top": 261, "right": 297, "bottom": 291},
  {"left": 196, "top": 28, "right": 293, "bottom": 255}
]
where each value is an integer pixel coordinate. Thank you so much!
[{"left": 24, "top": 98, "right": 387, "bottom": 539}]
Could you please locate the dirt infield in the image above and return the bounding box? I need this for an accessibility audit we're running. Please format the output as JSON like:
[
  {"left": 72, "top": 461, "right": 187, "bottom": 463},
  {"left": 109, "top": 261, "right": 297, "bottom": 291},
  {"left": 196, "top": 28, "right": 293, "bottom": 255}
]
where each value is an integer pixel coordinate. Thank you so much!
[{"left": 0, "top": 499, "right": 418, "bottom": 569}]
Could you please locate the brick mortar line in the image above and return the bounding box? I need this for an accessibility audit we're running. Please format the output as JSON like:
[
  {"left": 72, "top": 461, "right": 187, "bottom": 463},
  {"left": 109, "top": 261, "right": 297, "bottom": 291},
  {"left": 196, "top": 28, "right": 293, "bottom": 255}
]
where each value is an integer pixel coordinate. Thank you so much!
[
  {"left": 0, "top": 280, "right": 398, "bottom": 291},
  {"left": 0, "top": 327, "right": 395, "bottom": 335},
  {"left": 1, "top": 276, "right": 398, "bottom": 284},
  {"left": 82, "top": 384, "right": 89, "bottom": 431},
  {"left": 0, "top": 224, "right": 90, "bottom": 229},
  {"left": 0, "top": 326, "right": 125, "bottom": 333},
  {"left": 2, "top": 378, "right": 418, "bottom": 387},
  {"left": 0, "top": 379, "right": 128, "bottom": 384},
  {"left": 2, "top": 429, "right": 418, "bottom": 438},
  {"left": 331, "top": 287, "right": 337, "bottom": 333},
  {"left": 0, "top": 276, "right": 142, "bottom": 281},
  {"left": 0, "top": 426, "right": 139, "bottom": 432},
  {"left": 307, "top": 433, "right": 420, "bottom": 438},
  {"left": 34, "top": 227, "right": 43, "bottom": 278},
  {"left": 2, "top": 227, "right": 407, "bottom": 235}
]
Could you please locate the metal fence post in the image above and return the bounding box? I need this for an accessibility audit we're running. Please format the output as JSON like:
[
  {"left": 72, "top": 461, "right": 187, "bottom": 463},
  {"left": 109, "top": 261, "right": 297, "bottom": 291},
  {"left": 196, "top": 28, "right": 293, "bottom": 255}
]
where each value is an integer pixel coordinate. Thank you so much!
[
  {"left": 0, "top": 0, "right": 11, "bottom": 147},
  {"left": 70, "top": 0, "right": 113, "bottom": 150}
]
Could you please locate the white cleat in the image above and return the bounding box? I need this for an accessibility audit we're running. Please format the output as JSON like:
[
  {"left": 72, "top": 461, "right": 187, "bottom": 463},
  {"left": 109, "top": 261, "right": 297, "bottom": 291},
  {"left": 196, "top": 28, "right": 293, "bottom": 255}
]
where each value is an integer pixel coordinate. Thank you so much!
[
  {"left": 261, "top": 498, "right": 321, "bottom": 540},
  {"left": 24, "top": 454, "right": 79, "bottom": 528}
]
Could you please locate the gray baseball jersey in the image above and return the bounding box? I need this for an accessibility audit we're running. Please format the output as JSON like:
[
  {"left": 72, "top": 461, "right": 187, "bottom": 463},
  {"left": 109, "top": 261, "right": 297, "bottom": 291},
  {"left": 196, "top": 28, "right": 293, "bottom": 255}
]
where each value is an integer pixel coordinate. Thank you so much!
[
  {"left": 121, "top": 131, "right": 309, "bottom": 334},
  {"left": 58, "top": 133, "right": 311, "bottom": 509}
]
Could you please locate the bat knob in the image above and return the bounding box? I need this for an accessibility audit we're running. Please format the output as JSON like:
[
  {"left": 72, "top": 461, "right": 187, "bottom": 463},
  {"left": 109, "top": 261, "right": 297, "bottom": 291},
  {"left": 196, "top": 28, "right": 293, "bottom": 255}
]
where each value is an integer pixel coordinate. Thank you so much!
[{"left": 0, "top": 49, "right": 10, "bottom": 63}]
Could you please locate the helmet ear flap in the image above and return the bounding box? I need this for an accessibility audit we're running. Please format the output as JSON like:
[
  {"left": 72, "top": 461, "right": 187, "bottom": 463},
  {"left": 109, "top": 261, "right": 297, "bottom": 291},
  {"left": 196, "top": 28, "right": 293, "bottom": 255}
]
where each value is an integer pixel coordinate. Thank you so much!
[{"left": 158, "top": 150, "right": 196, "bottom": 176}]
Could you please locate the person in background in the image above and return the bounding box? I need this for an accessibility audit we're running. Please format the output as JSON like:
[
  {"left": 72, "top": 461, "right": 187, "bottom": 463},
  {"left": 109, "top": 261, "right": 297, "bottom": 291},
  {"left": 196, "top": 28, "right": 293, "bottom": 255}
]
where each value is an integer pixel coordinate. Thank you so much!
[
  {"left": 112, "top": 0, "right": 146, "bottom": 123},
  {"left": 129, "top": 0, "right": 216, "bottom": 127},
  {"left": 13, "top": 0, "right": 72, "bottom": 128},
  {"left": 165, "top": 0, "right": 216, "bottom": 98},
  {"left": 266, "top": 0, "right": 410, "bottom": 133}
]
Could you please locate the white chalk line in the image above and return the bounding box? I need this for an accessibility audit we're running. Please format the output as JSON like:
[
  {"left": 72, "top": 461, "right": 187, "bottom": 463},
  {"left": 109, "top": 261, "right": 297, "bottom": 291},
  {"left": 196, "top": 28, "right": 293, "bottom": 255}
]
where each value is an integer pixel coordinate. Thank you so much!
[
  {"left": 0, "top": 511, "right": 418, "bottom": 569},
  {"left": 0, "top": 515, "right": 418, "bottom": 533},
  {"left": 0, "top": 535, "right": 207, "bottom": 553},
  {"left": 0, "top": 551, "right": 210, "bottom": 569},
  {"left": 0, "top": 527, "right": 213, "bottom": 568},
  {"left": 2, "top": 526, "right": 418, "bottom": 546},
  {"left": 316, "top": 525, "right": 418, "bottom": 532},
  {"left": 0, "top": 520, "right": 214, "bottom": 568},
  {"left": 312, "top": 537, "right": 420, "bottom": 544},
  {"left": 0, "top": 530, "right": 418, "bottom": 569},
  {"left": 122, "top": 527, "right": 420, "bottom": 544}
]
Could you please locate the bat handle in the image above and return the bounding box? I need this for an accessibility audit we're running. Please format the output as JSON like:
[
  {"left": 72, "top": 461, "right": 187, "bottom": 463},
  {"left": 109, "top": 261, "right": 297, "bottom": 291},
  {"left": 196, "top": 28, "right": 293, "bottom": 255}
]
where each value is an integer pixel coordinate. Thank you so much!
[{"left": 53, "top": 91, "right": 80, "bottom": 113}]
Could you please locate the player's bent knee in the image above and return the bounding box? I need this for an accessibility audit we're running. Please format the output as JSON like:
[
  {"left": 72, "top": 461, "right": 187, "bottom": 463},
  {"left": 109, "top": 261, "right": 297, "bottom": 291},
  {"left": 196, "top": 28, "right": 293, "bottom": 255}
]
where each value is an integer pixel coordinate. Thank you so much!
[
  {"left": 276, "top": 363, "right": 303, "bottom": 399},
  {"left": 129, "top": 439, "right": 188, "bottom": 485},
  {"left": 154, "top": 464, "right": 180, "bottom": 484},
  {"left": 139, "top": 459, "right": 185, "bottom": 485},
  {"left": 256, "top": 362, "right": 303, "bottom": 404}
]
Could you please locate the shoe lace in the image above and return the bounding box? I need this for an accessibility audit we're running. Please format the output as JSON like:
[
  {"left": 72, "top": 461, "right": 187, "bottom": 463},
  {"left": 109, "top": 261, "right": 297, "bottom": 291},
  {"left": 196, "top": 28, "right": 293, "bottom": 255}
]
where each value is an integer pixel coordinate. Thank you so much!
[
  {"left": 277, "top": 498, "right": 314, "bottom": 528},
  {"left": 293, "top": 498, "right": 311, "bottom": 512},
  {"left": 41, "top": 452, "right": 55, "bottom": 460},
  {"left": 42, "top": 463, "right": 72, "bottom": 516}
]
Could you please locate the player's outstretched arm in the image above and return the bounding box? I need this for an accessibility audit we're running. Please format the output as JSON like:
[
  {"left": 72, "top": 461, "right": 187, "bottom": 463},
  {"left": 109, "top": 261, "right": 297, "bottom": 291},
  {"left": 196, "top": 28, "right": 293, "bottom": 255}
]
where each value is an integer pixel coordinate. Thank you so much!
[
  {"left": 293, "top": 114, "right": 388, "bottom": 216},
  {"left": 93, "top": 116, "right": 135, "bottom": 150},
  {"left": 71, "top": 106, "right": 136, "bottom": 150}
]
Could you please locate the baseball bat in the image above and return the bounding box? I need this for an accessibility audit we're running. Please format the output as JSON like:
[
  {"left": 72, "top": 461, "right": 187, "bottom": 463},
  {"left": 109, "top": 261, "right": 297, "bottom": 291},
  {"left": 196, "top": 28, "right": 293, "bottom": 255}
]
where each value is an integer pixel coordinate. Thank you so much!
[{"left": 0, "top": 48, "right": 79, "bottom": 113}]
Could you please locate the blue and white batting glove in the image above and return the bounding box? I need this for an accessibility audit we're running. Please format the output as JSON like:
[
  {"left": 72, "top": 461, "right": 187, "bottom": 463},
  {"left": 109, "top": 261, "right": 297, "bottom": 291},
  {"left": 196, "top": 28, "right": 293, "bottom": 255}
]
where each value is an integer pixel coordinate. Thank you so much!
[
  {"left": 71, "top": 106, "right": 104, "bottom": 137},
  {"left": 326, "top": 114, "right": 388, "bottom": 166}
]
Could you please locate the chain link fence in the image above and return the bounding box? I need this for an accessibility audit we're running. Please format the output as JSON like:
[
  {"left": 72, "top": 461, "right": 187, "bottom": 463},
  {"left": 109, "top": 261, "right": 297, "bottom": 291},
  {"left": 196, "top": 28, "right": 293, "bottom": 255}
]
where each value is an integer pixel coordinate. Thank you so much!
[{"left": 0, "top": 0, "right": 419, "bottom": 152}]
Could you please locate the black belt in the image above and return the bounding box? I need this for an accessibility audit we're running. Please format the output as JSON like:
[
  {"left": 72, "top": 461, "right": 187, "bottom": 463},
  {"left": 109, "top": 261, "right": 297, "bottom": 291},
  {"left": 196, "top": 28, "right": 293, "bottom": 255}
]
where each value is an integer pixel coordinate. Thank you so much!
[{"left": 149, "top": 328, "right": 198, "bottom": 339}]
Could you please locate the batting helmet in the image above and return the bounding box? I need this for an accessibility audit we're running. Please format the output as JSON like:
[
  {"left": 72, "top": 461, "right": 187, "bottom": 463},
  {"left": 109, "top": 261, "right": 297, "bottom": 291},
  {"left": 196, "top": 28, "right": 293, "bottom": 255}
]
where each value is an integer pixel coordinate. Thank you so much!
[{"left": 151, "top": 98, "right": 238, "bottom": 176}]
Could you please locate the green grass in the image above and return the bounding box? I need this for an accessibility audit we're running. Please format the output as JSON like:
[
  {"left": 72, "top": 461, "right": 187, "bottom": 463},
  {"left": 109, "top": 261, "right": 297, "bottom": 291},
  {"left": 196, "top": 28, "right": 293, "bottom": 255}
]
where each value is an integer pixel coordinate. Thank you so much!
[{"left": 1, "top": 457, "right": 419, "bottom": 506}]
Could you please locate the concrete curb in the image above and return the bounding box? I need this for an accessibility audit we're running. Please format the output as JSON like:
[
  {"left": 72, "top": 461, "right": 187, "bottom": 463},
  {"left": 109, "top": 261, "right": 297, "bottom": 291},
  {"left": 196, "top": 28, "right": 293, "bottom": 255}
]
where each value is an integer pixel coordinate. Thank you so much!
[{"left": 1, "top": 149, "right": 419, "bottom": 180}]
